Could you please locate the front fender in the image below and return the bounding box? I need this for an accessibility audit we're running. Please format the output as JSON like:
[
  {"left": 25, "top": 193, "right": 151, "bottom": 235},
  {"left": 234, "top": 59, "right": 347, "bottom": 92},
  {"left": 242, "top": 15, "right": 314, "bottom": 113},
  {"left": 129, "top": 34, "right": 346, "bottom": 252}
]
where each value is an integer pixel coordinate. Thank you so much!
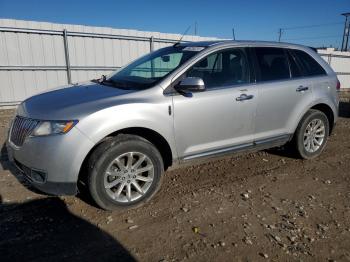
[{"left": 75, "top": 101, "right": 178, "bottom": 161}]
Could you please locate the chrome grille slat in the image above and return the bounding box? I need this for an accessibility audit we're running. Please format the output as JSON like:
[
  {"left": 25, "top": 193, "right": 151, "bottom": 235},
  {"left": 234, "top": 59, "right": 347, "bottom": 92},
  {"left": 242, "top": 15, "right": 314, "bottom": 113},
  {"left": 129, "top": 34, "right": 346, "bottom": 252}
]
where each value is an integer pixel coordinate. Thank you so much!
[
  {"left": 10, "top": 116, "right": 39, "bottom": 147},
  {"left": 15, "top": 117, "right": 22, "bottom": 142},
  {"left": 18, "top": 118, "right": 24, "bottom": 144},
  {"left": 12, "top": 117, "right": 19, "bottom": 141}
]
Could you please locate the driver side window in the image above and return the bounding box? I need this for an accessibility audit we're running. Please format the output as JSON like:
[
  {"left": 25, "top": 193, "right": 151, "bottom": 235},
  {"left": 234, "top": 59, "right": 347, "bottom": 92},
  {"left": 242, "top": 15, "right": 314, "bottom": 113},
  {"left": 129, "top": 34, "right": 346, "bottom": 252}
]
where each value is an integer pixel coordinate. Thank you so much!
[{"left": 187, "top": 48, "right": 250, "bottom": 89}]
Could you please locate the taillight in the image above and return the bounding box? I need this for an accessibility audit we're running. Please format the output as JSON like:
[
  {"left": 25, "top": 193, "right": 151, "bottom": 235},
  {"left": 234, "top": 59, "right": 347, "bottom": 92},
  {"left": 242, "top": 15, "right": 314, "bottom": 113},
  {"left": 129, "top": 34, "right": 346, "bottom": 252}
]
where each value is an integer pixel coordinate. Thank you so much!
[{"left": 336, "top": 80, "right": 341, "bottom": 91}]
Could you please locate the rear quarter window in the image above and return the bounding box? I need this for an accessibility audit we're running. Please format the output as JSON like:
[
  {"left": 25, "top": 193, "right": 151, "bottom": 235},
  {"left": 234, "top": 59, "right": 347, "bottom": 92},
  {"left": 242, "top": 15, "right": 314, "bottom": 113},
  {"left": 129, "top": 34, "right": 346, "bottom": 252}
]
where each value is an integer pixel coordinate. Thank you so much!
[{"left": 290, "top": 49, "right": 327, "bottom": 77}]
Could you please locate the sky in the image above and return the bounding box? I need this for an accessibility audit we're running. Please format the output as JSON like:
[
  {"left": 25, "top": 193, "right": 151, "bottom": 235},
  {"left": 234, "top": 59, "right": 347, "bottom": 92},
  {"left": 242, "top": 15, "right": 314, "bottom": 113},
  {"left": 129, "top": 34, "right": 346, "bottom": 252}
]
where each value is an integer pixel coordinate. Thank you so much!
[{"left": 0, "top": 0, "right": 349, "bottom": 48}]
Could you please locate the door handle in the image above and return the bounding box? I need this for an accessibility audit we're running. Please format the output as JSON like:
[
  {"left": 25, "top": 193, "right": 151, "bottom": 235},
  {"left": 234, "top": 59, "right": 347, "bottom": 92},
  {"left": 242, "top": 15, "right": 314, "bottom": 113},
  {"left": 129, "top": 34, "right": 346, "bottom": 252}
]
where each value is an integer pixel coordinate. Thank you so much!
[
  {"left": 296, "top": 86, "right": 309, "bottom": 92},
  {"left": 236, "top": 94, "right": 254, "bottom": 101}
]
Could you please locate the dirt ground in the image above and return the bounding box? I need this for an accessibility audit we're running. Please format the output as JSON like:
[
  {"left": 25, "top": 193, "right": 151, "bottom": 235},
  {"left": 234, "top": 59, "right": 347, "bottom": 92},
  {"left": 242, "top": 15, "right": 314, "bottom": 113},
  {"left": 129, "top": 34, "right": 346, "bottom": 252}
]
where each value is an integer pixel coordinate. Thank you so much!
[{"left": 0, "top": 96, "right": 350, "bottom": 262}]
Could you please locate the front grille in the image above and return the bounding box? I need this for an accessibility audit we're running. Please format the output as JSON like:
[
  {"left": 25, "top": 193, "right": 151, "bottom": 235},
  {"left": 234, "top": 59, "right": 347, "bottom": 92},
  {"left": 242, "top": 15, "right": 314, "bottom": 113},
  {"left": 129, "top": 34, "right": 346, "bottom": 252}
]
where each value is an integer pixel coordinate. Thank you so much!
[{"left": 10, "top": 116, "right": 39, "bottom": 147}]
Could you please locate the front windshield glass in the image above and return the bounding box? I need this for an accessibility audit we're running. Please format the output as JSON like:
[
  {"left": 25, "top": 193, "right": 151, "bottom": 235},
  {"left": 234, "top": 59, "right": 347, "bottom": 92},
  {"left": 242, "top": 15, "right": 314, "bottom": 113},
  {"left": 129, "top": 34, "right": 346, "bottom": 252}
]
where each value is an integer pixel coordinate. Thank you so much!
[{"left": 106, "top": 46, "right": 203, "bottom": 90}]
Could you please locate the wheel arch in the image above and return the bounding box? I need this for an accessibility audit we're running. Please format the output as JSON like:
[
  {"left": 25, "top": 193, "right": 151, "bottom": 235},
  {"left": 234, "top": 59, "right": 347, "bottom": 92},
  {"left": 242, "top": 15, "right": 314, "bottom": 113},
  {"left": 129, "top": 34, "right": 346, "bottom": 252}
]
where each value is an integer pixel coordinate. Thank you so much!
[
  {"left": 310, "top": 103, "right": 335, "bottom": 134},
  {"left": 292, "top": 101, "right": 336, "bottom": 138},
  {"left": 78, "top": 127, "right": 174, "bottom": 187}
]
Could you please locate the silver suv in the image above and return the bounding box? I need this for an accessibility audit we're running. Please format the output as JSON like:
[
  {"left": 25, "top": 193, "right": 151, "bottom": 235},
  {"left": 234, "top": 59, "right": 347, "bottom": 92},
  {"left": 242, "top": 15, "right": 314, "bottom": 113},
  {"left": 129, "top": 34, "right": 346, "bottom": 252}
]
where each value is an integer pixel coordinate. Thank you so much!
[{"left": 7, "top": 41, "right": 339, "bottom": 210}]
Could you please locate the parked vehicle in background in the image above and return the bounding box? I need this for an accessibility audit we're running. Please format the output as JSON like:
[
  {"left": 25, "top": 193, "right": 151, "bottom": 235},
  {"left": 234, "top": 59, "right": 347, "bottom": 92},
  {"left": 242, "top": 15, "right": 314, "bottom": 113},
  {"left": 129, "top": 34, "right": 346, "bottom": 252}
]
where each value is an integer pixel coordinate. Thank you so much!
[{"left": 7, "top": 40, "right": 339, "bottom": 210}]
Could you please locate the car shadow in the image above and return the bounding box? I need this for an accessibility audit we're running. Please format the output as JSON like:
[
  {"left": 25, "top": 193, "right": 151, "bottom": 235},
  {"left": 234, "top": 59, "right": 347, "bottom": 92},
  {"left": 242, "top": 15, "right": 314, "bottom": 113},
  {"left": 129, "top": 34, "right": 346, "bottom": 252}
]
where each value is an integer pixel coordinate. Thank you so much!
[
  {"left": 339, "top": 101, "right": 350, "bottom": 118},
  {"left": 0, "top": 195, "right": 136, "bottom": 262},
  {"left": 0, "top": 142, "right": 9, "bottom": 169},
  {"left": 264, "top": 145, "right": 300, "bottom": 159}
]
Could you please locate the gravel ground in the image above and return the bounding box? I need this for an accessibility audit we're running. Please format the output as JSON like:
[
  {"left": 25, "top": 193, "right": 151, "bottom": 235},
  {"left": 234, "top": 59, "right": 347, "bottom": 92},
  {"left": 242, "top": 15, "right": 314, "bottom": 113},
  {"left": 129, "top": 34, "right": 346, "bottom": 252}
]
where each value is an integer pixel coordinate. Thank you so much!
[{"left": 0, "top": 96, "right": 350, "bottom": 262}]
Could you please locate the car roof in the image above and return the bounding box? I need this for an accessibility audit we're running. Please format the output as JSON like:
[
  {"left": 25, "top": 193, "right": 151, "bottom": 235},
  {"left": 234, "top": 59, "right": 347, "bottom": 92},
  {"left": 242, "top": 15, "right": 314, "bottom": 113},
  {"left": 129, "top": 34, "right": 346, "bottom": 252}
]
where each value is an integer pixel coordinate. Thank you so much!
[{"left": 178, "top": 40, "right": 309, "bottom": 50}]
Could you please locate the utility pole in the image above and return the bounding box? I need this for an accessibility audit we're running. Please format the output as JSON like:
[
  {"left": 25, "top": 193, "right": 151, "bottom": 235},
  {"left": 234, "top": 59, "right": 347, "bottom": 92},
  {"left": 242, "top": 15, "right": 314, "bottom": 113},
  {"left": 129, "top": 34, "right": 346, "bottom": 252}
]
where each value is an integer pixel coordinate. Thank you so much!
[
  {"left": 232, "top": 28, "right": 236, "bottom": 40},
  {"left": 194, "top": 21, "right": 198, "bottom": 35},
  {"left": 341, "top": 13, "right": 350, "bottom": 51},
  {"left": 278, "top": 28, "right": 283, "bottom": 42}
]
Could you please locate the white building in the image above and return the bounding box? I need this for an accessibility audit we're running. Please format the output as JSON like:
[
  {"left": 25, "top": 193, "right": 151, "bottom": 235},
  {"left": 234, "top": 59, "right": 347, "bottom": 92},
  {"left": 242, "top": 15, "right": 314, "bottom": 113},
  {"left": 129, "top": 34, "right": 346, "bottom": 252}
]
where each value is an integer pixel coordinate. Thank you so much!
[{"left": 317, "top": 48, "right": 350, "bottom": 90}]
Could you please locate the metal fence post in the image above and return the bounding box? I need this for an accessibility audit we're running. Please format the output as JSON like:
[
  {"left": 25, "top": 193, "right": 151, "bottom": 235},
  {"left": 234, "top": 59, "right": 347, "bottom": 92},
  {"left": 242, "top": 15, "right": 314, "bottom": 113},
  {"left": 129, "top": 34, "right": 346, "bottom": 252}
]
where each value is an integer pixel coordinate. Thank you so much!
[
  {"left": 150, "top": 36, "right": 155, "bottom": 77},
  {"left": 149, "top": 36, "right": 154, "bottom": 52},
  {"left": 63, "top": 29, "right": 72, "bottom": 84}
]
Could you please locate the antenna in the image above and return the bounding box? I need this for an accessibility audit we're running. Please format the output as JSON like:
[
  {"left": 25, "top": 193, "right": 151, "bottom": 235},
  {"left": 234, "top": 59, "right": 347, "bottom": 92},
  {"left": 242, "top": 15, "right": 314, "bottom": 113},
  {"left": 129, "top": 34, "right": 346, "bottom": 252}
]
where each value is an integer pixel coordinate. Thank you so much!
[
  {"left": 278, "top": 28, "right": 283, "bottom": 42},
  {"left": 174, "top": 25, "right": 191, "bottom": 47},
  {"left": 232, "top": 27, "right": 236, "bottom": 40}
]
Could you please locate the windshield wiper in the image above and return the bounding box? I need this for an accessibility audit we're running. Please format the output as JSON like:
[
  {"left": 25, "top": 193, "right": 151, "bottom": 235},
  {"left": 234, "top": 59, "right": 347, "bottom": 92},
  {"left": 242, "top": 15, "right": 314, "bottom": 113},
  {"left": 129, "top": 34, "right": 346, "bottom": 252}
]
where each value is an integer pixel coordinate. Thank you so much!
[
  {"left": 99, "top": 74, "right": 107, "bottom": 83},
  {"left": 93, "top": 75, "right": 134, "bottom": 90},
  {"left": 98, "top": 74, "right": 113, "bottom": 85},
  {"left": 93, "top": 75, "right": 116, "bottom": 86}
]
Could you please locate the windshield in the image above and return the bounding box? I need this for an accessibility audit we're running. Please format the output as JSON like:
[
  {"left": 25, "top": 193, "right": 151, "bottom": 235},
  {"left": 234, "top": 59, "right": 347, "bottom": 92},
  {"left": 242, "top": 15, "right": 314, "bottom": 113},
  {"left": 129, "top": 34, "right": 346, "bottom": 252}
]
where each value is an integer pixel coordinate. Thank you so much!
[{"left": 105, "top": 46, "right": 203, "bottom": 90}]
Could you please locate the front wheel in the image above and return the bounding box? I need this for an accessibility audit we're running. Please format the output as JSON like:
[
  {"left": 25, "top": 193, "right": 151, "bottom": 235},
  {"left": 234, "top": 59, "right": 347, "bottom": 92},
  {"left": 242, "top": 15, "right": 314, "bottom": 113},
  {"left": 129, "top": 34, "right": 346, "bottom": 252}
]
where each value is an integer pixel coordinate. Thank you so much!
[
  {"left": 293, "top": 109, "right": 329, "bottom": 159},
  {"left": 87, "top": 134, "right": 164, "bottom": 210}
]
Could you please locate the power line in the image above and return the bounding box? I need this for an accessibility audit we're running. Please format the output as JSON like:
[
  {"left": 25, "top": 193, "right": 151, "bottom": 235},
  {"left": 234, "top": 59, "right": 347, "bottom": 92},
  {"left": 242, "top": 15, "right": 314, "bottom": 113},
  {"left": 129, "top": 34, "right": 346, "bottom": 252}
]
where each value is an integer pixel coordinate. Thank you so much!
[
  {"left": 281, "top": 22, "right": 343, "bottom": 30},
  {"left": 283, "top": 35, "right": 343, "bottom": 41},
  {"left": 278, "top": 22, "right": 343, "bottom": 44}
]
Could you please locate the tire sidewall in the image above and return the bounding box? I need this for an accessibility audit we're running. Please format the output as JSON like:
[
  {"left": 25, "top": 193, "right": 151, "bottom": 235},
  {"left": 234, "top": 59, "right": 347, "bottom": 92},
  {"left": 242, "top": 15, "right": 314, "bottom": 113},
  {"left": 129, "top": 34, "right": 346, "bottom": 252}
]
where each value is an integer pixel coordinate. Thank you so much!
[
  {"left": 89, "top": 136, "right": 164, "bottom": 210},
  {"left": 296, "top": 110, "right": 329, "bottom": 159}
]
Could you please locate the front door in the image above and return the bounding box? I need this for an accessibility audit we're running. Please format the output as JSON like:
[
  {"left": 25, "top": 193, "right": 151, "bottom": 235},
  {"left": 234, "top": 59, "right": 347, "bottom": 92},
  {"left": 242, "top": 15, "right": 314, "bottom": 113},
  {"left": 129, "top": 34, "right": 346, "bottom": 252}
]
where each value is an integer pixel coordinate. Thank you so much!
[{"left": 172, "top": 48, "right": 258, "bottom": 160}]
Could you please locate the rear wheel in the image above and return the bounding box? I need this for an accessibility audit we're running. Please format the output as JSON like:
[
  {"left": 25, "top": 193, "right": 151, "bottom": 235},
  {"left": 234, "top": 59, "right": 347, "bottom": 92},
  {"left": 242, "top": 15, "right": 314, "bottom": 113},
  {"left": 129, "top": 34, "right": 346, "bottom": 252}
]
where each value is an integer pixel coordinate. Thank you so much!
[
  {"left": 87, "top": 134, "right": 164, "bottom": 210},
  {"left": 293, "top": 109, "right": 329, "bottom": 159}
]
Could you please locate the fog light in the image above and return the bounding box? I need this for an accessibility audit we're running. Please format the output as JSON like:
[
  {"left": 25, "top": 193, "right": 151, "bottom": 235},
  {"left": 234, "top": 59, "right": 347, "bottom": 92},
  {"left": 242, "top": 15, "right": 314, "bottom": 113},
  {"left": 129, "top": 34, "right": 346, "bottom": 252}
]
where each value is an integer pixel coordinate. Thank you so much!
[{"left": 31, "top": 169, "right": 46, "bottom": 183}]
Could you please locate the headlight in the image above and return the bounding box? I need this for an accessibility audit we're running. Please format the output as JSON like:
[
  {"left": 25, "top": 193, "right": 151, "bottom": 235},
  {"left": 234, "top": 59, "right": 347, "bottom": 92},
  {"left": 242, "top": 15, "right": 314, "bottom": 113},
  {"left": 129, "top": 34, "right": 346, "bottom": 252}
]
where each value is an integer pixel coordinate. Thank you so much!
[{"left": 31, "top": 120, "right": 78, "bottom": 137}]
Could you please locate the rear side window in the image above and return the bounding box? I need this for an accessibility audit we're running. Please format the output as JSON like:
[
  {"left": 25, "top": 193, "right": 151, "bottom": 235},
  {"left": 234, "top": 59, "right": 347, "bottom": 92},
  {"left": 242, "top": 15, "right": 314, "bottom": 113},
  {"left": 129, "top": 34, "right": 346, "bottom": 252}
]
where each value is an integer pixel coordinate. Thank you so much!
[
  {"left": 254, "top": 47, "right": 290, "bottom": 81},
  {"left": 290, "top": 49, "right": 326, "bottom": 76}
]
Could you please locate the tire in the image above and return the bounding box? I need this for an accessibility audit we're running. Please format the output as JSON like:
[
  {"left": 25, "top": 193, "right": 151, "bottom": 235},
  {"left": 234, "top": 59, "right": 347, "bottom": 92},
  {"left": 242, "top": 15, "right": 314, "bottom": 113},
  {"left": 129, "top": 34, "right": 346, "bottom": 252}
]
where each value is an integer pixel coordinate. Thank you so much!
[
  {"left": 293, "top": 109, "right": 329, "bottom": 159},
  {"left": 87, "top": 134, "right": 164, "bottom": 210}
]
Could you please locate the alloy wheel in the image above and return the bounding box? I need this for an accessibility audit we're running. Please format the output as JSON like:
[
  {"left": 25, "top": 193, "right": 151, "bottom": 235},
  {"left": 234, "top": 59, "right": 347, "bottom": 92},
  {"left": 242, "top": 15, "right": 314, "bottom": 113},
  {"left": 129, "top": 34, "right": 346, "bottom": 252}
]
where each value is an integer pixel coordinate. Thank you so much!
[
  {"left": 104, "top": 152, "right": 154, "bottom": 203},
  {"left": 303, "top": 119, "right": 326, "bottom": 153}
]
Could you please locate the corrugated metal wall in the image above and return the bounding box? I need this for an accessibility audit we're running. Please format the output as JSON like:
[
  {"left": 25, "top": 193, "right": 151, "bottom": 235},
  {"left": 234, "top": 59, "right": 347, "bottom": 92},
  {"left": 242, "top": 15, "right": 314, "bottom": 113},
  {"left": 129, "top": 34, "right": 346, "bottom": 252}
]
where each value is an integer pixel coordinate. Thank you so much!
[
  {"left": 318, "top": 51, "right": 350, "bottom": 90},
  {"left": 0, "top": 19, "right": 218, "bottom": 106}
]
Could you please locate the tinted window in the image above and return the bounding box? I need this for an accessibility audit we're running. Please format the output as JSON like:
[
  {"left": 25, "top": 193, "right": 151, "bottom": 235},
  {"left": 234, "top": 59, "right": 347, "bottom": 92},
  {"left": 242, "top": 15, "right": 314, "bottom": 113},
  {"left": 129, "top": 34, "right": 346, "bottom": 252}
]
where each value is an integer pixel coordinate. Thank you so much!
[
  {"left": 254, "top": 47, "right": 290, "bottom": 81},
  {"left": 287, "top": 51, "right": 303, "bottom": 78},
  {"left": 187, "top": 49, "right": 250, "bottom": 89},
  {"left": 290, "top": 49, "right": 326, "bottom": 76}
]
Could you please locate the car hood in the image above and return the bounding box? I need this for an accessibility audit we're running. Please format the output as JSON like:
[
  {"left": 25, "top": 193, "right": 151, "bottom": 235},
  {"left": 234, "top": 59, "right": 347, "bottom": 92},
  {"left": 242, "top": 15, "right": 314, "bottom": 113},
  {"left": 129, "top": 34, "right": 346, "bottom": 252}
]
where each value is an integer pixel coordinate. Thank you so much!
[{"left": 17, "top": 81, "right": 135, "bottom": 120}]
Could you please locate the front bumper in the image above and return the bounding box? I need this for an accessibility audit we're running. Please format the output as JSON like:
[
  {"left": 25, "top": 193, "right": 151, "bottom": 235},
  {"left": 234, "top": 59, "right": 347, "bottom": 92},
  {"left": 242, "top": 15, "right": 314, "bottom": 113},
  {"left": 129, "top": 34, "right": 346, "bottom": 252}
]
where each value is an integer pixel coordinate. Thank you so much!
[{"left": 6, "top": 126, "right": 95, "bottom": 196}]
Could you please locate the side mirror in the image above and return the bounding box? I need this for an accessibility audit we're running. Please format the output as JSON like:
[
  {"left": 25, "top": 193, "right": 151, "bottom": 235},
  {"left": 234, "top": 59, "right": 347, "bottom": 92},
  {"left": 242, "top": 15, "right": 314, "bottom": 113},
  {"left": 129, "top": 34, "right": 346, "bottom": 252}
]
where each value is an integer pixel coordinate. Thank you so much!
[{"left": 176, "top": 77, "right": 206, "bottom": 93}]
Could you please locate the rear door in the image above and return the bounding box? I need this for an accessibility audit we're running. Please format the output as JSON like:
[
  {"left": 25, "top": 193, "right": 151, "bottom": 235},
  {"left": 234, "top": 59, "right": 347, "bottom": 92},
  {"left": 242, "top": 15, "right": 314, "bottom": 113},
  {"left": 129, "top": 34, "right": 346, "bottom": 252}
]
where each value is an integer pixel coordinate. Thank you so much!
[
  {"left": 252, "top": 47, "right": 314, "bottom": 140},
  {"left": 289, "top": 48, "right": 332, "bottom": 103},
  {"left": 172, "top": 48, "right": 258, "bottom": 160}
]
